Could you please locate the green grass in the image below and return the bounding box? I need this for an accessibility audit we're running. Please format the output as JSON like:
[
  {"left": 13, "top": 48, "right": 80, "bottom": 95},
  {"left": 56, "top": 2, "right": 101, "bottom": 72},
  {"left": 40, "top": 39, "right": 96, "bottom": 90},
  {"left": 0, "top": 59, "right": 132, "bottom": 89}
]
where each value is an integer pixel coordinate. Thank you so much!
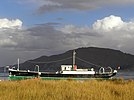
[{"left": 0, "top": 79, "right": 134, "bottom": 100}]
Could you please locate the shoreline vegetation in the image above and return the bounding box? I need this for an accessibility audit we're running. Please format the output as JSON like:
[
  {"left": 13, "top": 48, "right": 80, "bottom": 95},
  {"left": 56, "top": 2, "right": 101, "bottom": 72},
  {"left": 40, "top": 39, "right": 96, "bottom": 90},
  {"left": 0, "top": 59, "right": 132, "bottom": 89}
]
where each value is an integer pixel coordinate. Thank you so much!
[{"left": 0, "top": 79, "right": 134, "bottom": 100}]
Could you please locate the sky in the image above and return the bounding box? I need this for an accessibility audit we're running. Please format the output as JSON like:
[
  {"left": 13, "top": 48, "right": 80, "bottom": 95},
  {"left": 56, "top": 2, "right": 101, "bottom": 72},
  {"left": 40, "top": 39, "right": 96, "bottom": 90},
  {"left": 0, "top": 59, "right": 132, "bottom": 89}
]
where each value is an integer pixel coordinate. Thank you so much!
[{"left": 1, "top": 0, "right": 134, "bottom": 66}]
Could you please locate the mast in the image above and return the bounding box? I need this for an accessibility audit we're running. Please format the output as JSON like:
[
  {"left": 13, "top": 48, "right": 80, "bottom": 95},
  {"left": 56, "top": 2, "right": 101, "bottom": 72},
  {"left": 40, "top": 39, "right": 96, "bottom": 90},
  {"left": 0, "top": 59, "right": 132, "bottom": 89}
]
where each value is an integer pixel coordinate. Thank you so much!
[
  {"left": 72, "top": 50, "right": 76, "bottom": 69},
  {"left": 17, "top": 58, "right": 19, "bottom": 71}
]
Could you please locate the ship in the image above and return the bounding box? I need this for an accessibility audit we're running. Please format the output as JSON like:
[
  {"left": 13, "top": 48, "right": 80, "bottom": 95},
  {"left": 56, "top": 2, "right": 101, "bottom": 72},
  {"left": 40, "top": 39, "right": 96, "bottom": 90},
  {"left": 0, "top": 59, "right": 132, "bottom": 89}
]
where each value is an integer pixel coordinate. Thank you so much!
[{"left": 8, "top": 50, "right": 118, "bottom": 80}]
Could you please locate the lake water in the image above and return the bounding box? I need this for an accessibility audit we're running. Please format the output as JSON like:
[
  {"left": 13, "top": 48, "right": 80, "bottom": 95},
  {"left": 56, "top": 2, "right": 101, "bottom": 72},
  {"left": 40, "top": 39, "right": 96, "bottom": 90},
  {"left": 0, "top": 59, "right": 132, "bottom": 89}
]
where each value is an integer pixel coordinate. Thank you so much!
[
  {"left": 115, "top": 71, "right": 134, "bottom": 80},
  {"left": 0, "top": 73, "right": 8, "bottom": 80},
  {"left": 0, "top": 71, "right": 134, "bottom": 80}
]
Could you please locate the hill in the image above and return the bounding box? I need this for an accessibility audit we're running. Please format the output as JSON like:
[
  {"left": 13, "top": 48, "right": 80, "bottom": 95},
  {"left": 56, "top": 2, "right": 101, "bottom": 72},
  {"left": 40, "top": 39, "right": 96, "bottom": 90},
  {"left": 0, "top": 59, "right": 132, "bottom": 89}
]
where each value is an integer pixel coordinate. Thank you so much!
[
  {"left": 17, "top": 47, "right": 134, "bottom": 71},
  {"left": 1, "top": 47, "right": 134, "bottom": 72}
]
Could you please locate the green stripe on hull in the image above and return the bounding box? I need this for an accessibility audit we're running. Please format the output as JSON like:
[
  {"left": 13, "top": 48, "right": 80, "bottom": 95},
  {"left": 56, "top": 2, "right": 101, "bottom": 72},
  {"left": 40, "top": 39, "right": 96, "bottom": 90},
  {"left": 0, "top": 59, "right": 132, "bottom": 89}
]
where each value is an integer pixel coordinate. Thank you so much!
[
  {"left": 9, "top": 76, "right": 110, "bottom": 80},
  {"left": 8, "top": 76, "right": 35, "bottom": 80}
]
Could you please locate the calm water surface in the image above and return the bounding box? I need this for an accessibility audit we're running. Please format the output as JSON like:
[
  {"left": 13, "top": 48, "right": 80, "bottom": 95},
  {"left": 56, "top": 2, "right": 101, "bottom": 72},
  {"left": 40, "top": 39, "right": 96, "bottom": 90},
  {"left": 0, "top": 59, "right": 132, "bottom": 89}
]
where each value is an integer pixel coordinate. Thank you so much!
[{"left": 115, "top": 71, "right": 134, "bottom": 80}]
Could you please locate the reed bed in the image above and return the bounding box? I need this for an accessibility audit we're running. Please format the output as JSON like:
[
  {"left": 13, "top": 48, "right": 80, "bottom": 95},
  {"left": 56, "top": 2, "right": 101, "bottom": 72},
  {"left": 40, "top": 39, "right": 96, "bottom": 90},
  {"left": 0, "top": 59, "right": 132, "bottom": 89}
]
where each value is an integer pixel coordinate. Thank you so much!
[{"left": 0, "top": 79, "right": 134, "bottom": 100}]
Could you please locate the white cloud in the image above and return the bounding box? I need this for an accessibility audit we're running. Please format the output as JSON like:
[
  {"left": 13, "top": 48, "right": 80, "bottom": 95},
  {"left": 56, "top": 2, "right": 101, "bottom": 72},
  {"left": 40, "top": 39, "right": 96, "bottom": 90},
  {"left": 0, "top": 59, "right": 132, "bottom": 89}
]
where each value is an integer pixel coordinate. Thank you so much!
[
  {"left": 0, "top": 18, "right": 22, "bottom": 29},
  {"left": 92, "top": 15, "right": 134, "bottom": 38},
  {"left": 0, "top": 18, "right": 23, "bottom": 48},
  {"left": 92, "top": 15, "right": 134, "bottom": 33},
  {"left": 92, "top": 15, "right": 124, "bottom": 32}
]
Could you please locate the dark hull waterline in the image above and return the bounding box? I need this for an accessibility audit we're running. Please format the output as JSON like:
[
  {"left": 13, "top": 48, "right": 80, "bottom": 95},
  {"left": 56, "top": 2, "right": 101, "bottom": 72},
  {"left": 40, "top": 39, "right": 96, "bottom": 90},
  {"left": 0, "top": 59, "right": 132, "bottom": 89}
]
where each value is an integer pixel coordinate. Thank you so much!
[{"left": 8, "top": 70, "right": 117, "bottom": 80}]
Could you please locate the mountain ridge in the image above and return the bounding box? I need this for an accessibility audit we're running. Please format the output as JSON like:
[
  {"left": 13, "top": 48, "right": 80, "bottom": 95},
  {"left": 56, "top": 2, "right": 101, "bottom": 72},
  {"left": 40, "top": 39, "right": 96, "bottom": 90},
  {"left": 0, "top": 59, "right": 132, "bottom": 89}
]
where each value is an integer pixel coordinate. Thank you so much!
[
  {"left": 1, "top": 47, "right": 134, "bottom": 72},
  {"left": 18, "top": 47, "right": 134, "bottom": 71}
]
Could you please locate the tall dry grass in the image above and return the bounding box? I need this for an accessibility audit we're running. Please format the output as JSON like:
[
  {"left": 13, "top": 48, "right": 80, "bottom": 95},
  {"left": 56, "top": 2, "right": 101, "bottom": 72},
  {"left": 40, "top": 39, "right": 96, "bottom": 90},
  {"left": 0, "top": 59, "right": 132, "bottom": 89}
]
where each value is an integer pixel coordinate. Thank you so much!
[{"left": 0, "top": 79, "right": 134, "bottom": 100}]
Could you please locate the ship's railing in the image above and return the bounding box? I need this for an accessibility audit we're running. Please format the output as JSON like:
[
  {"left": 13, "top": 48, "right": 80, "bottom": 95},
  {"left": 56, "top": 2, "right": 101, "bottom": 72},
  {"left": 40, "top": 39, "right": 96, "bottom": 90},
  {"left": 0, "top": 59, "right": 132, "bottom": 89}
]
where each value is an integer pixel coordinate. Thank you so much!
[{"left": 99, "top": 67, "right": 113, "bottom": 74}]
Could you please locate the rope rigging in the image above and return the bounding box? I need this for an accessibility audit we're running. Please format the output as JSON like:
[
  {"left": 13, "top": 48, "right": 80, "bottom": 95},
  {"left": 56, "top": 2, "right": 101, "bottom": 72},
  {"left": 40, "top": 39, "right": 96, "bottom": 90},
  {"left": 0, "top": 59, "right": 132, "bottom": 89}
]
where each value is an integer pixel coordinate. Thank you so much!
[
  {"left": 17, "top": 50, "right": 101, "bottom": 67},
  {"left": 26, "top": 56, "right": 72, "bottom": 64},
  {"left": 26, "top": 56, "right": 100, "bottom": 67},
  {"left": 76, "top": 57, "right": 100, "bottom": 67}
]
